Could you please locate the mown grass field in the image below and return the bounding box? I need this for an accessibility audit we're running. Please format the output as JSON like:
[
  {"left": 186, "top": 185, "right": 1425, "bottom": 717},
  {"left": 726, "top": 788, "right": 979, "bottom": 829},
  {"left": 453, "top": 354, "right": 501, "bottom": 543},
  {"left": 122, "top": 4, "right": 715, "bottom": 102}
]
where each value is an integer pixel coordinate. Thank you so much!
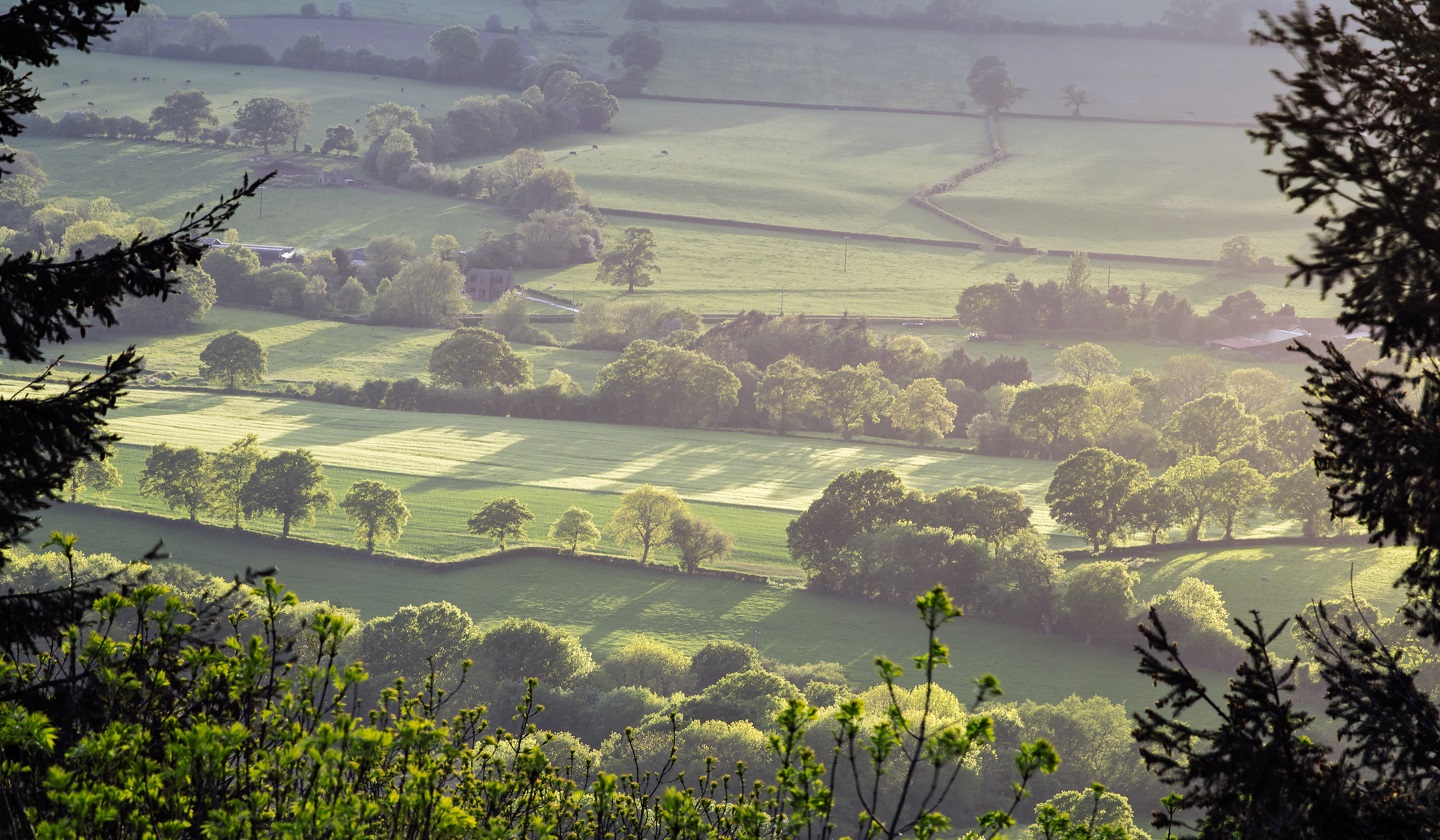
[
  {"left": 646, "top": 22, "right": 1290, "bottom": 121},
  {"left": 458, "top": 102, "right": 995, "bottom": 238},
  {"left": 78, "top": 388, "right": 1076, "bottom": 568},
  {"left": 33, "top": 503, "right": 1212, "bottom": 709},
  {"left": 932, "top": 118, "right": 1316, "bottom": 261},
  {"left": 52, "top": 306, "right": 617, "bottom": 389}
]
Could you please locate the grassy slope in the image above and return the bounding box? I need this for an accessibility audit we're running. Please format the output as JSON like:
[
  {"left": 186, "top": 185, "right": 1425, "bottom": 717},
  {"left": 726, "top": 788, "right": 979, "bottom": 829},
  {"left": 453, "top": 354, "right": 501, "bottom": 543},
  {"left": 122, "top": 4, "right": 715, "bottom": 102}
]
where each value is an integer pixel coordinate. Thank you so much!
[
  {"left": 932, "top": 119, "right": 1316, "bottom": 261},
  {"left": 33, "top": 504, "right": 1209, "bottom": 709}
]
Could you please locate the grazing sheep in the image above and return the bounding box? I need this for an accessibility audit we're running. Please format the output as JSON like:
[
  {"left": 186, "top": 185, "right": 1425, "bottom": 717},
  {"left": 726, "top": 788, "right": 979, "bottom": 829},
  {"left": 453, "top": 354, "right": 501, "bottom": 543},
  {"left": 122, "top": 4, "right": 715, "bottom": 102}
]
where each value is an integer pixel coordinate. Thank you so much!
[
  {"left": 568, "top": 150, "right": 577, "bottom": 156},
  {"left": 233, "top": 71, "right": 241, "bottom": 76},
  {"left": 142, "top": 76, "right": 149, "bottom": 81},
  {"left": 232, "top": 100, "right": 239, "bottom": 105},
  {"left": 79, "top": 79, "right": 88, "bottom": 85},
  {"left": 353, "top": 118, "right": 360, "bottom": 123},
  {"left": 131, "top": 77, "right": 137, "bottom": 81},
  {"left": 660, "top": 150, "right": 668, "bottom": 155},
  {"left": 86, "top": 101, "right": 94, "bottom": 106},
  {"left": 99, "top": 108, "right": 107, "bottom": 113},
  {"left": 185, "top": 79, "right": 191, "bottom": 84},
  {"left": 371, "top": 75, "right": 379, "bottom": 80},
  {"left": 62, "top": 82, "right": 69, "bottom": 87},
  {"left": 592, "top": 144, "right": 598, "bottom": 149}
]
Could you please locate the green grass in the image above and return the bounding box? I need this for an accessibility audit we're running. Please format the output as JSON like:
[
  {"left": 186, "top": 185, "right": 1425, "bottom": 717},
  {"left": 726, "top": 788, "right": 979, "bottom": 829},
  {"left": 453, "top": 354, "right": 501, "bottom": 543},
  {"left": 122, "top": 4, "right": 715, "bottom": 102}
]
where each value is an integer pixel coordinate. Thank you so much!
[
  {"left": 1123, "top": 541, "right": 1415, "bottom": 656},
  {"left": 528, "top": 222, "right": 1335, "bottom": 318},
  {"left": 931, "top": 118, "right": 1317, "bottom": 261},
  {"left": 459, "top": 101, "right": 993, "bottom": 239},
  {"left": 647, "top": 21, "right": 1290, "bottom": 121},
  {"left": 52, "top": 306, "right": 618, "bottom": 389},
  {"left": 29, "top": 53, "right": 489, "bottom": 149},
  {"left": 33, "top": 504, "right": 1179, "bottom": 708},
  {"left": 78, "top": 388, "right": 1076, "bottom": 567}
]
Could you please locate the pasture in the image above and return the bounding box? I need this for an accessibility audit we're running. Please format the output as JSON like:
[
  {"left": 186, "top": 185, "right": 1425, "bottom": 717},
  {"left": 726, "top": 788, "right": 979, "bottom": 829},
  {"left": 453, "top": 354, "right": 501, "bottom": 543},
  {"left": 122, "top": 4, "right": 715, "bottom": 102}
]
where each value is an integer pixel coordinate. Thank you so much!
[
  {"left": 460, "top": 101, "right": 996, "bottom": 239},
  {"left": 54, "top": 306, "right": 617, "bottom": 390},
  {"left": 33, "top": 504, "right": 1199, "bottom": 709},
  {"left": 1125, "top": 541, "right": 1415, "bottom": 656},
  {"left": 932, "top": 118, "right": 1317, "bottom": 261},
  {"left": 83, "top": 388, "right": 1075, "bottom": 567},
  {"left": 647, "top": 22, "right": 1291, "bottom": 121}
]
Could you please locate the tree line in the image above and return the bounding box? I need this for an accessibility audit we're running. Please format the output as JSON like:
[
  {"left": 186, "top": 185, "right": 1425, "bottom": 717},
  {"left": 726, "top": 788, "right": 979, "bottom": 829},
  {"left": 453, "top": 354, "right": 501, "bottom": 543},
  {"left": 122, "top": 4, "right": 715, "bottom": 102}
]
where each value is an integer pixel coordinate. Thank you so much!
[{"left": 90, "top": 436, "right": 739, "bottom": 570}]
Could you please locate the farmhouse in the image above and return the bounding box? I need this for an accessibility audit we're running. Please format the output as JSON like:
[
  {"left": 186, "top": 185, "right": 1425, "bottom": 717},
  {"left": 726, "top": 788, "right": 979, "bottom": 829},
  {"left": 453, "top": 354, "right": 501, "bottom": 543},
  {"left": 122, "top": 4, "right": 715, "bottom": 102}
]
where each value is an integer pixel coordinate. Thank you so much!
[
  {"left": 199, "top": 237, "right": 300, "bottom": 266},
  {"left": 464, "top": 268, "right": 517, "bottom": 301}
]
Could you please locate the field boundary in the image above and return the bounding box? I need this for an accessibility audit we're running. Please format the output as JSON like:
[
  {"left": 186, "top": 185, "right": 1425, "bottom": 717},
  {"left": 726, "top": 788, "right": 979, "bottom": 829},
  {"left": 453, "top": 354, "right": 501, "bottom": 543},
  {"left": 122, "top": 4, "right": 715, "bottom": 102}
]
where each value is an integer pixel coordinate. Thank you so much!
[
  {"left": 593, "top": 207, "right": 985, "bottom": 250},
  {"left": 67, "top": 502, "right": 774, "bottom": 583}
]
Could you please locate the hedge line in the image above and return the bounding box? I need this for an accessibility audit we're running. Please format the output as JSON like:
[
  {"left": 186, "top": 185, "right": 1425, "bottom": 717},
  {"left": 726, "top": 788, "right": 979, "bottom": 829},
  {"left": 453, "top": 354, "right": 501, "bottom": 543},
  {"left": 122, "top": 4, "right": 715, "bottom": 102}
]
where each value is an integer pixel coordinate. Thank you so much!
[
  {"left": 73, "top": 504, "right": 771, "bottom": 584},
  {"left": 593, "top": 207, "right": 983, "bottom": 250},
  {"left": 909, "top": 115, "right": 1011, "bottom": 245}
]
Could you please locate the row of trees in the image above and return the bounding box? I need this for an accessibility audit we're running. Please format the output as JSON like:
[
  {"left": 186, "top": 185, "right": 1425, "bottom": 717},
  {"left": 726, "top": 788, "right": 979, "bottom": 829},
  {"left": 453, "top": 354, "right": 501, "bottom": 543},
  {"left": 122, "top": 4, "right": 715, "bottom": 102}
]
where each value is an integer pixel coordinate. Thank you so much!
[
  {"left": 1046, "top": 445, "right": 1339, "bottom": 551},
  {"left": 956, "top": 252, "right": 1285, "bottom": 342},
  {"left": 464, "top": 486, "right": 734, "bottom": 573},
  {"left": 970, "top": 347, "right": 1318, "bottom": 468},
  {"left": 785, "top": 468, "right": 1250, "bottom": 660}
]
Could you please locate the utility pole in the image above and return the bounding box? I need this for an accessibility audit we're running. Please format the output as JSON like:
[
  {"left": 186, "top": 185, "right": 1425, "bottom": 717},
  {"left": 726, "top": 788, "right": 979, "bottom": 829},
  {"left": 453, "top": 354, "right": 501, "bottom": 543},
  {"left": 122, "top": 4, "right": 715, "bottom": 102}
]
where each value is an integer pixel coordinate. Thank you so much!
[{"left": 843, "top": 235, "right": 849, "bottom": 272}]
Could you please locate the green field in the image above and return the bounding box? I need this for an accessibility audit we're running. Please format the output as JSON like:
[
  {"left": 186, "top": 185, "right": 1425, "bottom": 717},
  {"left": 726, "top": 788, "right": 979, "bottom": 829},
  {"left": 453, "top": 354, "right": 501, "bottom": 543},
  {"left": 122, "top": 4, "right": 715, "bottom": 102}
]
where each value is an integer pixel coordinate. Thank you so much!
[
  {"left": 458, "top": 101, "right": 995, "bottom": 238},
  {"left": 74, "top": 388, "right": 1075, "bottom": 567},
  {"left": 647, "top": 22, "right": 1290, "bottom": 121},
  {"left": 31, "top": 504, "right": 1209, "bottom": 709},
  {"left": 932, "top": 118, "right": 1317, "bottom": 261},
  {"left": 52, "top": 306, "right": 617, "bottom": 389}
]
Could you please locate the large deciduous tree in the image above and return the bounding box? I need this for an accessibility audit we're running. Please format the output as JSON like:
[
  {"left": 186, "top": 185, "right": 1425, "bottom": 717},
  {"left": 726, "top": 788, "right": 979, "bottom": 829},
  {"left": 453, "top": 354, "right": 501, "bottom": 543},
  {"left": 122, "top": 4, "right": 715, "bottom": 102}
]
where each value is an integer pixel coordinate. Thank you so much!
[
  {"left": 207, "top": 433, "right": 264, "bottom": 529},
  {"left": 755, "top": 355, "right": 819, "bottom": 435},
  {"left": 468, "top": 497, "right": 534, "bottom": 550},
  {"left": 241, "top": 448, "right": 333, "bottom": 538},
  {"left": 428, "top": 327, "right": 532, "bottom": 390},
  {"left": 232, "top": 97, "right": 307, "bottom": 155},
  {"left": 1046, "top": 447, "right": 1149, "bottom": 552},
  {"left": 1162, "top": 392, "right": 1262, "bottom": 460},
  {"left": 199, "top": 330, "right": 266, "bottom": 390},
  {"left": 182, "top": 11, "right": 231, "bottom": 54},
  {"left": 428, "top": 24, "right": 484, "bottom": 83},
  {"left": 597, "top": 226, "right": 660, "bottom": 293},
  {"left": 149, "top": 89, "right": 217, "bottom": 142},
  {"left": 1008, "top": 382, "right": 1087, "bottom": 459},
  {"left": 474, "top": 617, "right": 594, "bottom": 689},
  {"left": 607, "top": 485, "right": 687, "bottom": 563},
  {"left": 667, "top": 512, "right": 735, "bottom": 573},
  {"left": 549, "top": 506, "right": 602, "bottom": 554},
  {"left": 817, "top": 364, "right": 893, "bottom": 441},
  {"left": 1052, "top": 342, "right": 1119, "bottom": 386},
  {"left": 139, "top": 442, "right": 212, "bottom": 521},
  {"left": 1063, "top": 560, "right": 1138, "bottom": 644},
  {"left": 889, "top": 377, "right": 957, "bottom": 447},
  {"left": 371, "top": 255, "right": 469, "bottom": 327},
  {"left": 341, "top": 479, "right": 409, "bottom": 552},
  {"left": 787, "top": 467, "right": 912, "bottom": 592}
]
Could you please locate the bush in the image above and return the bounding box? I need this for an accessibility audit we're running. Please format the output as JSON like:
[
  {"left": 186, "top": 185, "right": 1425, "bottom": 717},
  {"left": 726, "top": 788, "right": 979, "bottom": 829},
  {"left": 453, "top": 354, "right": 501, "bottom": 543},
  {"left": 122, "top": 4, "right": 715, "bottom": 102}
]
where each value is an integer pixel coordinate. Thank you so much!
[
  {"left": 689, "top": 641, "right": 762, "bottom": 690},
  {"left": 210, "top": 43, "right": 275, "bottom": 65},
  {"left": 474, "top": 617, "right": 594, "bottom": 689},
  {"left": 599, "top": 636, "right": 690, "bottom": 695}
]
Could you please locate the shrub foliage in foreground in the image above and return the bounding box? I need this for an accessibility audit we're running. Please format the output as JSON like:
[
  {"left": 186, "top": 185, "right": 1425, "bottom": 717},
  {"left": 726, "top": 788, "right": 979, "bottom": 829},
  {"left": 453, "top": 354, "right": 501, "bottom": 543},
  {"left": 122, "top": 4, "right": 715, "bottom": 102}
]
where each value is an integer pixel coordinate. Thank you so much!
[{"left": 0, "top": 558, "right": 1075, "bottom": 839}]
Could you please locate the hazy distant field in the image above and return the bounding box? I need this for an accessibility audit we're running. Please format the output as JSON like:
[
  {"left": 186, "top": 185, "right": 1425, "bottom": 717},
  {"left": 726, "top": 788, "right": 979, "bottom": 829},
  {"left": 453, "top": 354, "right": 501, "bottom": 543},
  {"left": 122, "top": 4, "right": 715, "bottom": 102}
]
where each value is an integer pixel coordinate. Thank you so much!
[
  {"left": 460, "top": 101, "right": 994, "bottom": 238},
  {"left": 647, "top": 22, "right": 1290, "bottom": 121},
  {"left": 932, "top": 118, "right": 1316, "bottom": 260}
]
